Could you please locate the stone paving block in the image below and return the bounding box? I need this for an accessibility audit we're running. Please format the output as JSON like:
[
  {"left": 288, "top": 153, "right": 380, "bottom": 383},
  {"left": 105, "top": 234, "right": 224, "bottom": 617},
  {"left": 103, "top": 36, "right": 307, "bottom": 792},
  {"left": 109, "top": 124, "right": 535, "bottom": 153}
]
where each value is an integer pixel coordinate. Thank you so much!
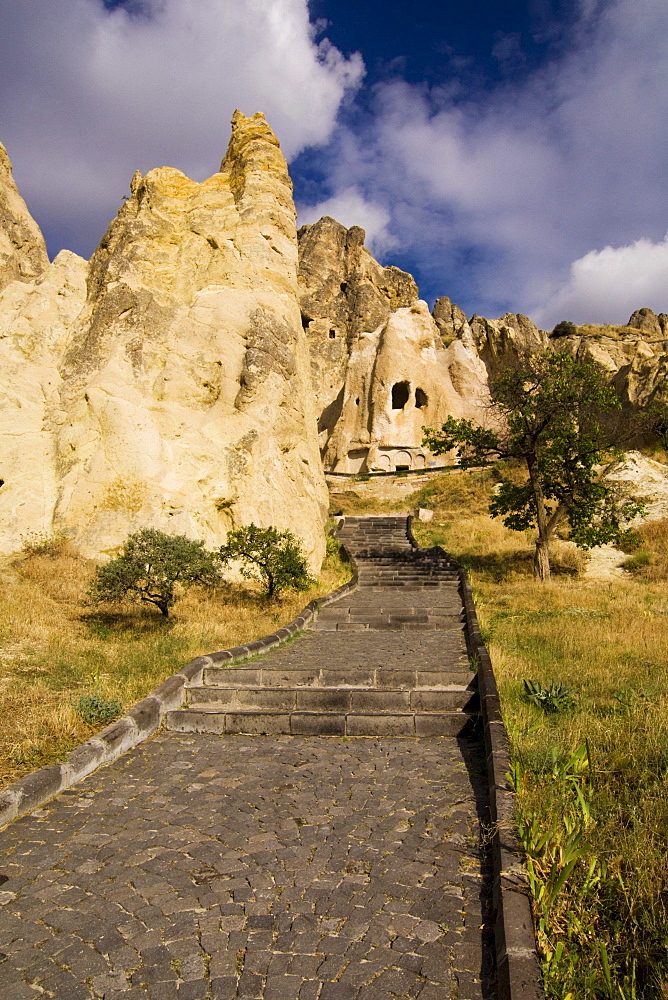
[
  {"left": 296, "top": 689, "right": 352, "bottom": 712},
  {"left": 224, "top": 712, "right": 292, "bottom": 735},
  {"left": 350, "top": 690, "right": 411, "bottom": 712},
  {"left": 291, "top": 713, "right": 346, "bottom": 736},
  {"left": 415, "top": 713, "right": 471, "bottom": 737},
  {"left": 346, "top": 714, "right": 416, "bottom": 737},
  {"left": 210, "top": 976, "right": 238, "bottom": 999}
]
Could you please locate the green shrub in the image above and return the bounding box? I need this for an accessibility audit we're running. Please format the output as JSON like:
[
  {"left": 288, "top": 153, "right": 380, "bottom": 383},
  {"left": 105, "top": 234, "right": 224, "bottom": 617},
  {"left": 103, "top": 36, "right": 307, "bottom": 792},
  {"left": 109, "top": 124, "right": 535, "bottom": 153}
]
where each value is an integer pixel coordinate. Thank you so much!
[
  {"left": 325, "top": 533, "right": 341, "bottom": 558},
  {"left": 551, "top": 320, "right": 578, "bottom": 338},
  {"left": 72, "top": 693, "right": 123, "bottom": 725},
  {"left": 219, "top": 523, "right": 314, "bottom": 598},
  {"left": 621, "top": 550, "right": 652, "bottom": 572},
  {"left": 88, "top": 528, "right": 221, "bottom": 617}
]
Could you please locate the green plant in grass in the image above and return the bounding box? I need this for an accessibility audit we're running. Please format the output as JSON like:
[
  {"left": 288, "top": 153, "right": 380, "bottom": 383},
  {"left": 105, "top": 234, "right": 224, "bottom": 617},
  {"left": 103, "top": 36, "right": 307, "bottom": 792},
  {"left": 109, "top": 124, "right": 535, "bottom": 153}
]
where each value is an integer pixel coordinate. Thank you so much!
[
  {"left": 621, "top": 550, "right": 652, "bottom": 573},
  {"left": 523, "top": 678, "right": 577, "bottom": 714},
  {"left": 72, "top": 692, "right": 123, "bottom": 725},
  {"left": 88, "top": 528, "right": 222, "bottom": 617},
  {"left": 219, "top": 523, "right": 314, "bottom": 599}
]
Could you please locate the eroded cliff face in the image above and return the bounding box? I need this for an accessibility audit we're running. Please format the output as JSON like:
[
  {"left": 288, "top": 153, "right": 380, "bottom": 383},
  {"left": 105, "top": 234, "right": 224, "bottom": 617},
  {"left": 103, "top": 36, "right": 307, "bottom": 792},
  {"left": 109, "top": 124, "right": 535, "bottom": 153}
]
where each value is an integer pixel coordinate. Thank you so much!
[
  {"left": 298, "top": 218, "right": 490, "bottom": 473},
  {"left": 544, "top": 311, "right": 668, "bottom": 409},
  {"left": 0, "top": 143, "right": 49, "bottom": 292},
  {"left": 0, "top": 113, "right": 328, "bottom": 564},
  {"left": 298, "top": 213, "right": 668, "bottom": 474}
]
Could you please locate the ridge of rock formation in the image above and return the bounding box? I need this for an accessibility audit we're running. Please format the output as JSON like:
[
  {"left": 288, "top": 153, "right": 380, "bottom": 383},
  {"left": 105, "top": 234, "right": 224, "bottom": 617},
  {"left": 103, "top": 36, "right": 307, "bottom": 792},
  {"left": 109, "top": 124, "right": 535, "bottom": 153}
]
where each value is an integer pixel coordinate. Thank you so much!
[
  {"left": 536, "top": 308, "right": 668, "bottom": 409},
  {"left": 298, "top": 218, "right": 490, "bottom": 473},
  {"left": 0, "top": 113, "right": 328, "bottom": 564},
  {"left": 0, "top": 143, "right": 49, "bottom": 292}
]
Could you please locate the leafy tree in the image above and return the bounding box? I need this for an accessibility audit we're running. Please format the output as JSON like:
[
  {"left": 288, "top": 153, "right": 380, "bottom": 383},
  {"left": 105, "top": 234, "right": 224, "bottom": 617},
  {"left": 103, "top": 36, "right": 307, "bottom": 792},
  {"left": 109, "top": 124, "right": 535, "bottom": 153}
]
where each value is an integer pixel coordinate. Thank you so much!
[
  {"left": 89, "top": 528, "right": 222, "bottom": 617},
  {"left": 423, "top": 352, "right": 644, "bottom": 581},
  {"left": 219, "top": 523, "right": 314, "bottom": 598}
]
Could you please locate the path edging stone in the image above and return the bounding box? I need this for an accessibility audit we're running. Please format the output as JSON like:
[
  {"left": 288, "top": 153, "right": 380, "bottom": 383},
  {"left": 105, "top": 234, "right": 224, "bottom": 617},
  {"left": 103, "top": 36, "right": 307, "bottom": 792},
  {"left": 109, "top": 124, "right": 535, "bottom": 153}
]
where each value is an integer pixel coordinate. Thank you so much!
[
  {"left": 0, "top": 567, "right": 358, "bottom": 831},
  {"left": 405, "top": 517, "right": 543, "bottom": 1000}
]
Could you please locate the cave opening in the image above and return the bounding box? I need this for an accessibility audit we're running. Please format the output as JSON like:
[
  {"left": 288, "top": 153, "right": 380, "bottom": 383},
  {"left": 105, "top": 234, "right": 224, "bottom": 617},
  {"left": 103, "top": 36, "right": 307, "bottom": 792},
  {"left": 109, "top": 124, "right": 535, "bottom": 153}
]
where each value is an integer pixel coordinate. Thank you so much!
[
  {"left": 391, "top": 381, "right": 410, "bottom": 409},
  {"left": 415, "top": 387, "right": 428, "bottom": 408}
]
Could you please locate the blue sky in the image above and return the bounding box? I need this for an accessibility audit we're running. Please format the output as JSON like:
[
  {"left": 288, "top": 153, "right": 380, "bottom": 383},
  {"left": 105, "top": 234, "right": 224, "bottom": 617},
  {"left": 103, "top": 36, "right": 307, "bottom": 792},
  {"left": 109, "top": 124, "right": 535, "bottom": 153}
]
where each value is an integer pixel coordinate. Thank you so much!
[{"left": 1, "top": 0, "right": 666, "bottom": 327}]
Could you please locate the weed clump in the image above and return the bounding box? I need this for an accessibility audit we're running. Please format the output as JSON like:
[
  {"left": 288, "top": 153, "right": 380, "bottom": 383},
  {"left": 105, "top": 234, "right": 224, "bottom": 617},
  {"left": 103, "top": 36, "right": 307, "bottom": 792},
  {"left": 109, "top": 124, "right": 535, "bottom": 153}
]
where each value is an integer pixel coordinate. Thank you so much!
[
  {"left": 21, "top": 530, "right": 70, "bottom": 558},
  {"left": 72, "top": 693, "right": 123, "bottom": 726},
  {"left": 522, "top": 678, "right": 576, "bottom": 714}
]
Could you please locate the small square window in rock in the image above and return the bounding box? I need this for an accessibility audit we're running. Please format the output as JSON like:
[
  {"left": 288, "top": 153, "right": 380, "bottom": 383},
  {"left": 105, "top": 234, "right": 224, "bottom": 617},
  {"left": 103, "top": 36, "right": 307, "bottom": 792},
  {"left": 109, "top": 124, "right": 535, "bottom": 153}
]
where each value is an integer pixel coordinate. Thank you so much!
[
  {"left": 329, "top": 330, "right": 336, "bottom": 339},
  {"left": 415, "top": 387, "right": 428, "bottom": 408}
]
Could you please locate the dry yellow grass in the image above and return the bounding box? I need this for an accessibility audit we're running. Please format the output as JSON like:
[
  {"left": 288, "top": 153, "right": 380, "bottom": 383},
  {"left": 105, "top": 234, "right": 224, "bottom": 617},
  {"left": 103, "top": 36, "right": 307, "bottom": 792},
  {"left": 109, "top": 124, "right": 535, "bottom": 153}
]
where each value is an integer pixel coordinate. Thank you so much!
[
  {"left": 0, "top": 542, "right": 350, "bottom": 790},
  {"left": 576, "top": 322, "right": 665, "bottom": 344}
]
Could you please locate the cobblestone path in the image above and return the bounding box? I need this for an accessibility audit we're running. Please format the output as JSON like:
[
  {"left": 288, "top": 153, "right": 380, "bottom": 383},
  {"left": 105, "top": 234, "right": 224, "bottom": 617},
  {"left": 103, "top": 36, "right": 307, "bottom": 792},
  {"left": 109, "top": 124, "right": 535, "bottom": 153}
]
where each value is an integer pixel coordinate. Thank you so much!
[
  {"left": 0, "top": 517, "right": 497, "bottom": 999},
  {"left": 0, "top": 736, "right": 494, "bottom": 1000}
]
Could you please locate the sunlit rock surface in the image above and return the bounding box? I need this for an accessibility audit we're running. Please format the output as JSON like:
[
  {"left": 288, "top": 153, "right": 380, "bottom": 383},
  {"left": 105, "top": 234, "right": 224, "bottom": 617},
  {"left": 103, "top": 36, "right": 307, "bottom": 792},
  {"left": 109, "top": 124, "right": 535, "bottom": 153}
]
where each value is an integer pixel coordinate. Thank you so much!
[{"left": 0, "top": 113, "right": 328, "bottom": 564}]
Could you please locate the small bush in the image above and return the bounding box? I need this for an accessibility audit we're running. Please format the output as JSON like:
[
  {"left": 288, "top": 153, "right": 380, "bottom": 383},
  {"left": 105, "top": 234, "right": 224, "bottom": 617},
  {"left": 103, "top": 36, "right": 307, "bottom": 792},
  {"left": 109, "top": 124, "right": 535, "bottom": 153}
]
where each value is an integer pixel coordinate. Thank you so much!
[
  {"left": 219, "top": 523, "right": 314, "bottom": 598},
  {"left": 622, "top": 550, "right": 652, "bottom": 572},
  {"left": 73, "top": 693, "right": 123, "bottom": 725},
  {"left": 325, "top": 533, "right": 341, "bottom": 558},
  {"left": 551, "top": 320, "right": 577, "bottom": 338},
  {"left": 88, "top": 528, "right": 222, "bottom": 617},
  {"left": 22, "top": 530, "right": 70, "bottom": 558}
]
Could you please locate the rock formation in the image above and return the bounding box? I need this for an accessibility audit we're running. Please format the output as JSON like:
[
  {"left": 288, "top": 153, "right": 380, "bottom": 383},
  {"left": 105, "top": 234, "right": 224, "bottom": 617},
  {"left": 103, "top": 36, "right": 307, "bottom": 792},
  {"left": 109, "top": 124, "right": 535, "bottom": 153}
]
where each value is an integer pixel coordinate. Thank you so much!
[
  {"left": 536, "top": 308, "right": 668, "bottom": 409},
  {"left": 1, "top": 109, "right": 667, "bottom": 559},
  {"left": 298, "top": 218, "right": 489, "bottom": 473},
  {"left": 0, "top": 143, "right": 49, "bottom": 292},
  {"left": 0, "top": 113, "right": 328, "bottom": 565}
]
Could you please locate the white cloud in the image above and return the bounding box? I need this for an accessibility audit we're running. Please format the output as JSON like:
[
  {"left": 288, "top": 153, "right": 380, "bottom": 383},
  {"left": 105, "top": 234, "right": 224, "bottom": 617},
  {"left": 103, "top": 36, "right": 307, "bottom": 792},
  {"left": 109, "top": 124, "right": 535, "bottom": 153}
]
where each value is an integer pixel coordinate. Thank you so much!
[
  {"left": 0, "top": 0, "right": 363, "bottom": 256},
  {"left": 309, "top": 0, "right": 668, "bottom": 321},
  {"left": 297, "top": 186, "right": 397, "bottom": 253},
  {"left": 534, "top": 234, "right": 668, "bottom": 328}
]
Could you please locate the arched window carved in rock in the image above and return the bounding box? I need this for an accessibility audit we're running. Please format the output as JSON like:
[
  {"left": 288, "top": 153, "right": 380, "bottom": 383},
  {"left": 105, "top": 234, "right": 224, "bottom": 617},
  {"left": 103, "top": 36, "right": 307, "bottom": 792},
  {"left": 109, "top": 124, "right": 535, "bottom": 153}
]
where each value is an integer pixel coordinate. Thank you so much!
[{"left": 391, "top": 381, "right": 410, "bottom": 409}]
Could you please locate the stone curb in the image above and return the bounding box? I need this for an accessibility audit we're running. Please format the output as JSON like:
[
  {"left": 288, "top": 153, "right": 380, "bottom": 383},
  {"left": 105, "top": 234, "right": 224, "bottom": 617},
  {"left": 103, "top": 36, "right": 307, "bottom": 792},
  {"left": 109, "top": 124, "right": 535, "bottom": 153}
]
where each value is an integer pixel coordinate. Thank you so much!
[
  {"left": 0, "top": 566, "right": 359, "bottom": 832},
  {"left": 405, "top": 519, "right": 543, "bottom": 1000}
]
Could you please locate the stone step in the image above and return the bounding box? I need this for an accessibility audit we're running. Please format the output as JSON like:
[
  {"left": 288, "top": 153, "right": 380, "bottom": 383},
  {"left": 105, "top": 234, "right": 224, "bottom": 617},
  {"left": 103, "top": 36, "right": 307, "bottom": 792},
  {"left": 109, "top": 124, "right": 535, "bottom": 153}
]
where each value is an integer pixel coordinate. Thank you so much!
[
  {"left": 202, "top": 666, "right": 475, "bottom": 689},
  {"left": 356, "top": 577, "right": 459, "bottom": 585},
  {"left": 164, "top": 708, "right": 481, "bottom": 738},
  {"left": 314, "top": 619, "right": 463, "bottom": 632},
  {"left": 184, "top": 685, "right": 477, "bottom": 714},
  {"left": 316, "top": 607, "right": 463, "bottom": 616}
]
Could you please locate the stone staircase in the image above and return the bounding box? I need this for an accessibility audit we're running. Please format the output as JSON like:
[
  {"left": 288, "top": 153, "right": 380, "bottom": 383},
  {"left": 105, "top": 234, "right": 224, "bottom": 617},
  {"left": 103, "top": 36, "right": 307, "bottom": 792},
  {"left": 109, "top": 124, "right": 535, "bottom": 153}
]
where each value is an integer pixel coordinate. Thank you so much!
[{"left": 164, "top": 515, "right": 479, "bottom": 738}]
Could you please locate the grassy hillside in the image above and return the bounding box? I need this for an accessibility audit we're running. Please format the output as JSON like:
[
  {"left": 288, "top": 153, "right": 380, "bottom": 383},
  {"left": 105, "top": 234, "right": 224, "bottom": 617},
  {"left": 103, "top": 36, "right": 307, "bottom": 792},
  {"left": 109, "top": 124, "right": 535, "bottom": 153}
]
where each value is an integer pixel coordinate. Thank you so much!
[
  {"left": 407, "top": 468, "right": 668, "bottom": 1000},
  {"left": 0, "top": 534, "right": 350, "bottom": 792}
]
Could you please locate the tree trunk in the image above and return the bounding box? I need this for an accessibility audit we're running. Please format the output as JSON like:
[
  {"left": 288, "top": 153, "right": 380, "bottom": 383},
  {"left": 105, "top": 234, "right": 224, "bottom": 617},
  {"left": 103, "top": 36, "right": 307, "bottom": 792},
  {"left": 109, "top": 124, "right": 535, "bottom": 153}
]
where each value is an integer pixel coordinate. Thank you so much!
[
  {"left": 526, "top": 453, "right": 552, "bottom": 582},
  {"left": 534, "top": 537, "right": 551, "bottom": 581}
]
